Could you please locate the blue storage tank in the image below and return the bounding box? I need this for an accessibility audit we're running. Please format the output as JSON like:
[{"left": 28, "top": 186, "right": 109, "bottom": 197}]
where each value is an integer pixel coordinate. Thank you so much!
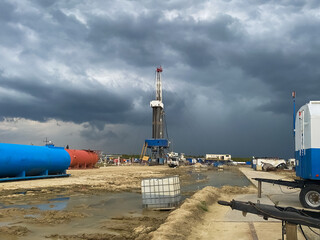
[{"left": 0, "top": 143, "right": 71, "bottom": 181}]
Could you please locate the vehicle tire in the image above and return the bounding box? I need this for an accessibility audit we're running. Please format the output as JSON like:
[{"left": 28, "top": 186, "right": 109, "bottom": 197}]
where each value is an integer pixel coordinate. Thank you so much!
[{"left": 299, "top": 185, "right": 320, "bottom": 210}]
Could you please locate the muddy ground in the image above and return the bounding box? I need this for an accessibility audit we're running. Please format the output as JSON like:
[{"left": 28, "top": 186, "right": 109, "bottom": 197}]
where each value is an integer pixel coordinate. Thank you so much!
[
  {"left": 0, "top": 165, "right": 182, "bottom": 196},
  {"left": 0, "top": 165, "right": 189, "bottom": 239},
  {"left": 0, "top": 165, "right": 295, "bottom": 239}
]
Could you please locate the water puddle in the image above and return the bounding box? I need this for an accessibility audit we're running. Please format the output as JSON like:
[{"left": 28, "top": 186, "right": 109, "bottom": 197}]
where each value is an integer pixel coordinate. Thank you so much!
[
  {"left": 0, "top": 168, "right": 251, "bottom": 239},
  {"left": 182, "top": 168, "right": 250, "bottom": 192},
  {"left": 68, "top": 192, "right": 143, "bottom": 218},
  {"left": 0, "top": 198, "right": 69, "bottom": 211},
  {"left": 0, "top": 222, "right": 10, "bottom": 227},
  {"left": 0, "top": 169, "right": 250, "bottom": 214}
]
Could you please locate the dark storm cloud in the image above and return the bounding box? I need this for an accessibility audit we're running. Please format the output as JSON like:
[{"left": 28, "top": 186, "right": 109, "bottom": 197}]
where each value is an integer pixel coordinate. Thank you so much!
[
  {"left": 80, "top": 123, "right": 118, "bottom": 141},
  {"left": 87, "top": 14, "right": 162, "bottom": 66},
  {"left": 33, "top": 0, "right": 56, "bottom": 8},
  {"left": 0, "top": 1, "right": 152, "bottom": 127},
  {"left": 0, "top": 0, "right": 243, "bottom": 126},
  {"left": 1, "top": 0, "right": 320, "bottom": 157},
  {"left": 0, "top": 73, "right": 150, "bottom": 126},
  {"left": 0, "top": 1, "right": 15, "bottom": 22},
  {"left": 227, "top": 20, "right": 320, "bottom": 115},
  {"left": 86, "top": 11, "right": 242, "bottom": 68}
]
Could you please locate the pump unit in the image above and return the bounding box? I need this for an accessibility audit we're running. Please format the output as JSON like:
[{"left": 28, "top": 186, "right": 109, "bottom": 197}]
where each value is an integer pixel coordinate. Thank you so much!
[{"left": 253, "top": 101, "right": 320, "bottom": 210}]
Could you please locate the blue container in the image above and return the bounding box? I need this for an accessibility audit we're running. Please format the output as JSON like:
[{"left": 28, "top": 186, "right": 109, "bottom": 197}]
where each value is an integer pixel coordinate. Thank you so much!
[
  {"left": 213, "top": 161, "right": 223, "bottom": 167},
  {"left": 145, "top": 139, "right": 169, "bottom": 147},
  {"left": 0, "top": 143, "right": 71, "bottom": 180},
  {"left": 158, "top": 158, "right": 165, "bottom": 164},
  {"left": 295, "top": 149, "right": 320, "bottom": 180}
]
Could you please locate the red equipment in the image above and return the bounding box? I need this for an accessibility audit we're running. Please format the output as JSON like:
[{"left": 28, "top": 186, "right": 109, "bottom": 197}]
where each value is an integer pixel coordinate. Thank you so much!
[{"left": 65, "top": 149, "right": 99, "bottom": 169}]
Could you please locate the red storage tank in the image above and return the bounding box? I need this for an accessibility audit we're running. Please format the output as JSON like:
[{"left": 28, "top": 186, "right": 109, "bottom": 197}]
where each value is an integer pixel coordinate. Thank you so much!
[{"left": 65, "top": 149, "right": 99, "bottom": 169}]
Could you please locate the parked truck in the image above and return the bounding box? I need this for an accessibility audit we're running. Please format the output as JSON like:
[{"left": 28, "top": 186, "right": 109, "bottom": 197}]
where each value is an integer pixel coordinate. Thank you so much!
[{"left": 254, "top": 101, "right": 320, "bottom": 209}]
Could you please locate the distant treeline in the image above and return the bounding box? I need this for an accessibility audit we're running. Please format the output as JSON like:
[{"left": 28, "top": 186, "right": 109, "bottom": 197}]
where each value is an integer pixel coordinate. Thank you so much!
[
  {"left": 121, "top": 154, "right": 207, "bottom": 159},
  {"left": 118, "top": 155, "right": 251, "bottom": 162},
  {"left": 232, "top": 157, "right": 251, "bottom": 162},
  {"left": 121, "top": 154, "right": 141, "bottom": 159},
  {"left": 185, "top": 155, "right": 205, "bottom": 158}
]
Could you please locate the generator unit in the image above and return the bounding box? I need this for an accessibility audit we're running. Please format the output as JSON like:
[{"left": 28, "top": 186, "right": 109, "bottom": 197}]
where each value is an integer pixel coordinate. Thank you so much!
[
  {"left": 254, "top": 101, "right": 320, "bottom": 210},
  {"left": 295, "top": 101, "right": 320, "bottom": 180}
]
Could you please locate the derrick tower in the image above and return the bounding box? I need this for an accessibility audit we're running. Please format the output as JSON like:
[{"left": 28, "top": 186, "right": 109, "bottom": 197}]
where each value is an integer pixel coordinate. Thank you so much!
[
  {"left": 151, "top": 67, "right": 164, "bottom": 139},
  {"left": 140, "top": 67, "right": 169, "bottom": 164}
]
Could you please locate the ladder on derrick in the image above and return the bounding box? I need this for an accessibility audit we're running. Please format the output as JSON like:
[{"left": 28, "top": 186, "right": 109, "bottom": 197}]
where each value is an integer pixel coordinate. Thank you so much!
[{"left": 140, "top": 142, "right": 148, "bottom": 161}]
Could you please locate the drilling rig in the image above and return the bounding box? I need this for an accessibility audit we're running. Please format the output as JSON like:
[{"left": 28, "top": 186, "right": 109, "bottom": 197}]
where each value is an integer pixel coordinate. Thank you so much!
[{"left": 140, "top": 67, "right": 169, "bottom": 164}]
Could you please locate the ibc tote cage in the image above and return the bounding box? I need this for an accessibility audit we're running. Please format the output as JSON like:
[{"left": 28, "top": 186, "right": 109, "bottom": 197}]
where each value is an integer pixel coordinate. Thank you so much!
[{"left": 141, "top": 176, "right": 181, "bottom": 209}]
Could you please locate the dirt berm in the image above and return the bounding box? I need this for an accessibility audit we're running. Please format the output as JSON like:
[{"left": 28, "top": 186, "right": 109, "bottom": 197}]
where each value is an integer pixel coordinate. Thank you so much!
[{"left": 148, "top": 185, "right": 255, "bottom": 240}]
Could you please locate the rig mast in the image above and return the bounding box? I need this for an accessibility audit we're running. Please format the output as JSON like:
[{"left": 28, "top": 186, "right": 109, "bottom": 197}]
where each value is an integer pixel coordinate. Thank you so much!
[
  {"left": 151, "top": 67, "right": 164, "bottom": 139},
  {"left": 142, "top": 67, "right": 169, "bottom": 164}
]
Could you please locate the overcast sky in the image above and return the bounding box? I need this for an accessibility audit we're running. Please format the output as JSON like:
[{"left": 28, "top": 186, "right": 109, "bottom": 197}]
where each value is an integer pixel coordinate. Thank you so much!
[{"left": 0, "top": 0, "right": 319, "bottom": 158}]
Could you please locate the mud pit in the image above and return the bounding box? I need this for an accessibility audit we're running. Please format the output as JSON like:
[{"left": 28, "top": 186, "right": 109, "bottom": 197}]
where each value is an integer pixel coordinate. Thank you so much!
[{"left": 0, "top": 165, "right": 252, "bottom": 239}]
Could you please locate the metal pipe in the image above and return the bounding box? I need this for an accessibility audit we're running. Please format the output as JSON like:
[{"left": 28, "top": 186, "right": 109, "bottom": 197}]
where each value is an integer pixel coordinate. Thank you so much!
[
  {"left": 218, "top": 200, "right": 320, "bottom": 229},
  {"left": 258, "top": 180, "right": 262, "bottom": 198}
]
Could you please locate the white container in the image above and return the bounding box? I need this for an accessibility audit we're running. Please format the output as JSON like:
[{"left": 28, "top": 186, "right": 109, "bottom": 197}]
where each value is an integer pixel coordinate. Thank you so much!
[
  {"left": 141, "top": 176, "right": 181, "bottom": 208},
  {"left": 295, "top": 101, "right": 320, "bottom": 179},
  {"left": 295, "top": 101, "right": 320, "bottom": 152},
  {"left": 205, "top": 154, "right": 232, "bottom": 160}
]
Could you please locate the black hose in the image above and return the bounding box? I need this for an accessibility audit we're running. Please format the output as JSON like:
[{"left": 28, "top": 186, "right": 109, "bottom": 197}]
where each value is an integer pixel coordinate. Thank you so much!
[{"left": 299, "top": 224, "right": 308, "bottom": 240}]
